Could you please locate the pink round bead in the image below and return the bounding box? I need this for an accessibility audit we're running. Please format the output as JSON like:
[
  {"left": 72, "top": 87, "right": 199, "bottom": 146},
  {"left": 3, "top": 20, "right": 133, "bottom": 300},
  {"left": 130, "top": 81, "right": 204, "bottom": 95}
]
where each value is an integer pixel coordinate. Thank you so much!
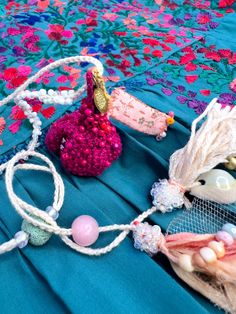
[
  {"left": 84, "top": 109, "right": 92, "bottom": 116},
  {"left": 215, "top": 230, "right": 234, "bottom": 246},
  {"left": 71, "top": 215, "right": 99, "bottom": 247}
]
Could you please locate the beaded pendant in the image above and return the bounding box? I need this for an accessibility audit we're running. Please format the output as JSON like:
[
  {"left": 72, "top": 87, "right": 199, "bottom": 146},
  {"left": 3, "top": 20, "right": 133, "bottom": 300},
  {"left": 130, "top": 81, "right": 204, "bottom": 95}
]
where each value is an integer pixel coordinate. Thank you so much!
[{"left": 45, "top": 71, "right": 122, "bottom": 176}]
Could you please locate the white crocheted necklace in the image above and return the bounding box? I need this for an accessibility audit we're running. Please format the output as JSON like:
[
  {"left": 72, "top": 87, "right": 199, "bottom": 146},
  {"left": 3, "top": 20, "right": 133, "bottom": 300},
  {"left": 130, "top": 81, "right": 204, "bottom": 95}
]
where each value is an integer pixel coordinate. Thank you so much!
[
  {"left": 1, "top": 55, "right": 236, "bottom": 314},
  {"left": 0, "top": 55, "right": 235, "bottom": 261},
  {"left": 0, "top": 55, "right": 159, "bottom": 255}
]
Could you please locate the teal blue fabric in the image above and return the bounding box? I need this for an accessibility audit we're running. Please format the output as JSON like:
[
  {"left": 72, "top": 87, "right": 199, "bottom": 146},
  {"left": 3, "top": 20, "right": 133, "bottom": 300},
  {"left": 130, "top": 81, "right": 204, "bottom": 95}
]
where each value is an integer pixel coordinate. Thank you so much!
[{"left": 0, "top": 1, "right": 236, "bottom": 313}]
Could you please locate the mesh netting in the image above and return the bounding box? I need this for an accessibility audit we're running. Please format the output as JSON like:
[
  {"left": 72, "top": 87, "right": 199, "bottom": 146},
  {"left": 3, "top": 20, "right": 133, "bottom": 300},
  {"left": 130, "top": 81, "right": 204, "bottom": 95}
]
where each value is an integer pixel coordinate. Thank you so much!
[{"left": 167, "top": 198, "right": 236, "bottom": 235}]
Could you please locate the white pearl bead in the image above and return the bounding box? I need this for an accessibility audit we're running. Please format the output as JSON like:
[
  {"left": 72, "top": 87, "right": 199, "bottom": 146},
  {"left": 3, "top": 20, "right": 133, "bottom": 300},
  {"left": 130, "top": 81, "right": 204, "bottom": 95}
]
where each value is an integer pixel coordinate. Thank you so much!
[
  {"left": 31, "top": 91, "right": 38, "bottom": 98},
  {"left": 43, "top": 98, "right": 50, "bottom": 104},
  {"left": 208, "top": 241, "right": 225, "bottom": 258},
  {"left": 59, "top": 98, "right": 65, "bottom": 105},
  {"left": 199, "top": 247, "right": 217, "bottom": 263},
  {"left": 178, "top": 254, "right": 194, "bottom": 272},
  {"left": 65, "top": 98, "right": 72, "bottom": 105},
  {"left": 21, "top": 91, "right": 27, "bottom": 98},
  {"left": 35, "top": 130, "right": 42, "bottom": 136},
  {"left": 39, "top": 89, "right": 46, "bottom": 95},
  {"left": 61, "top": 90, "right": 68, "bottom": 97},
  {"left": 68, "top": 90, "right": 75, "bottom": 96},
  {"left": 25, "top": 91, "right": 31, "bottom": 98},
  {"left": 54, "top": 96, "right": 61, "bottom": 103},
  {"left": 48, "top": 89, "right": 55, "bottom": 96},
  {"left": 34, "top": 120, "right": 42, "bottom": 126},
  {"left": 16, "top": 94, "right": 22, "bottom": 101},
  {"left": 18, "top": 100, "right": 26, "bottom": 106},
  {"left": 23, "top": 103, "right": 31, "bottom": 110}
]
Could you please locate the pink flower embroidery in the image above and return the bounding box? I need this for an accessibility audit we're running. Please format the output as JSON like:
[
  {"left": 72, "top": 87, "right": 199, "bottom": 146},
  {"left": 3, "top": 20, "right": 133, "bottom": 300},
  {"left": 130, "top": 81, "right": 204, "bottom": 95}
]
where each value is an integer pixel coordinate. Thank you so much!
[
  {"left": 46, "top": 24, "right": 73, "bottom": 45},
  {"left": 0, "top": 117, "right": 6, "bottom": 145},
  {"left": 103, "top": 13, "right": 119, "bottom": 22},
  {"left": 35, "top": 71, "right": 55, "bottom": 84},
  {"left": 230, "top": 79, "right": 236, "bottom": 93},
  {"left": 8, "top": 120, "right": 22, "bottom": 134}
]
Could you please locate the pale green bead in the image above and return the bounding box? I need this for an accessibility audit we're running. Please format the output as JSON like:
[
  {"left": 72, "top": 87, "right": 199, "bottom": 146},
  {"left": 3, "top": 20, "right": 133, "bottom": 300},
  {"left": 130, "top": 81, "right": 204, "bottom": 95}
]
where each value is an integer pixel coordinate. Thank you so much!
[{"left": 21, "top": 215, "right": 52, "bottom": 246}]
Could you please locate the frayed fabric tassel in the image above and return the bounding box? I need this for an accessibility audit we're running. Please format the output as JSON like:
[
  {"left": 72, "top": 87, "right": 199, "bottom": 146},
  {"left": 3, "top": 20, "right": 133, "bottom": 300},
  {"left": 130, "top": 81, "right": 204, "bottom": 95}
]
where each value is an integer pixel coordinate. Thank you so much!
[
  {"left": 151, "top": 99, "right": 236, "bottom": 212},
  {"left": 133, "top": 221, "right": 236, "bottom": 313}
]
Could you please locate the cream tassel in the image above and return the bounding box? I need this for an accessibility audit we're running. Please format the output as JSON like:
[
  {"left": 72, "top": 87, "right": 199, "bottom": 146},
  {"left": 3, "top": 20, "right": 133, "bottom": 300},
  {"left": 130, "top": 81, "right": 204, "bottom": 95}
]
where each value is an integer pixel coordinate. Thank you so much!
[{"left": 151, "top": 99, "right": 236, "bottom": 212}]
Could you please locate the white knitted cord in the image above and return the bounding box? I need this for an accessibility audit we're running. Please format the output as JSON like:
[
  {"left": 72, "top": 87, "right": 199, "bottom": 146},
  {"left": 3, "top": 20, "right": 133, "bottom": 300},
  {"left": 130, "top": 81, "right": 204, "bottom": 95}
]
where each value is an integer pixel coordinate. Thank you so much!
[
  {"left": 0, "top": 239, "right": 19, "bottom": 255},
  {"left": 1, "top": 149, "right": 161, "bottom": 255},
  {"left": 0, "top": 55, "right": 104, "bottom": 172}
]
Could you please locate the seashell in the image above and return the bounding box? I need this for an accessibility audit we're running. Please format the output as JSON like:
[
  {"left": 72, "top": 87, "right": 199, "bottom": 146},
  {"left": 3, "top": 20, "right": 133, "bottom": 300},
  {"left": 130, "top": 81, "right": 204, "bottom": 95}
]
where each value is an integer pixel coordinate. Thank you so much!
[{"left": 190, "top": 169, "right": 236, "bottom": 204}]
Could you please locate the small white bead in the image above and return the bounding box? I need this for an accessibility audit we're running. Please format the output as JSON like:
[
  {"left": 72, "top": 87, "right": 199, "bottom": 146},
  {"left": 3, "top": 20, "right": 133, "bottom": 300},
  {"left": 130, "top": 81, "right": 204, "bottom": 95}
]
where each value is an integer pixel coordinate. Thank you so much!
[
  {"left": 208, "top": 241, "right": 225, "bottom": 258},
  {"left": 20, "top": 91, "right": 27, "bottom": 98},
  {"left": 39, "top": 89, "right": 46, "bottom": 95},
  {"left": 65, "top": 98, "right": 72, "bottom": 105},
  {"left": 34, "top": 120, "right": 42, "bottom": 126},
  {"left": 54, "top": 96, "right": 61, "bottom": 103},
  {"left": 14, "top": 231, "right": 29, "bottom": 249},
  {"left": 59, "top": 97, "right": 65, "bottom": 105},
  {"left": 178, "top": 254, "right": 194, "bottom": 272},
  {"left": 68, "top": 90, "right": 75, "bottom": 96},
  {"left": 48, "top": 89, "right": 55, "bottom": 96},
  {"left": 33, "top": 129, "right": 41, "bottom": 135},
  {"left": 25, "top": 91, "right": 31, "bottom": 98},
  {"left": 18, "top": 100, "right": 26, "bottom": 106},
  {"left": 31, "top": 91, "right": 38, "bottom": 98},
  {"left": 61, "top": 90, "right": 68, "bottom": 97},
  {"left": 16, "top": 94, "right": 22, "bottom": 101},
  {"left": 43, "top": 98, "right": 50, "bottom": 104},
  {"left": 46, "top": 206, "right": 59, "bottom": 220},
  {"left": 199, "top": 247, "right": 217, "bottom": 263}
]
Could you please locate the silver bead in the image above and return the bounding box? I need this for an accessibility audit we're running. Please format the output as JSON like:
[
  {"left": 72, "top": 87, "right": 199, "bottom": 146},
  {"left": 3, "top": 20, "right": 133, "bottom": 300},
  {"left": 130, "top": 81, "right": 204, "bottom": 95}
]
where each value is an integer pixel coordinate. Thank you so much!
[
  {"left": 14, "top": 231, "right": 29, "bottom": 249},
  {"left": 45, "top": 206, "right": 59, "bottom": 220}
]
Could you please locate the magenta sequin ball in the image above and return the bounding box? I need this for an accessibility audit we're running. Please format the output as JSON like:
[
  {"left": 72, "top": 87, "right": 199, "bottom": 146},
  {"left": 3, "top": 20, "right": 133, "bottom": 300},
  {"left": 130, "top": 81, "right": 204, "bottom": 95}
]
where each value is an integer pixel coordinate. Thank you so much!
[{"left": 45, "top": 99, "right": 122, "bottom": 176}]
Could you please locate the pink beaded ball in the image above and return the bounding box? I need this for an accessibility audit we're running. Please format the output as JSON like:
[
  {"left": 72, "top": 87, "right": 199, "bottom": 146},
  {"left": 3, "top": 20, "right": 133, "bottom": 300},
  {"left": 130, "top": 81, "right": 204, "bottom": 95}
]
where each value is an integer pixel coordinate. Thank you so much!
[
  {"left": 71, "top": 215, "right": 99, "bottom": 247},
  {"left": 45, "top": 71, "right": 122, "bottom": 176}
]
